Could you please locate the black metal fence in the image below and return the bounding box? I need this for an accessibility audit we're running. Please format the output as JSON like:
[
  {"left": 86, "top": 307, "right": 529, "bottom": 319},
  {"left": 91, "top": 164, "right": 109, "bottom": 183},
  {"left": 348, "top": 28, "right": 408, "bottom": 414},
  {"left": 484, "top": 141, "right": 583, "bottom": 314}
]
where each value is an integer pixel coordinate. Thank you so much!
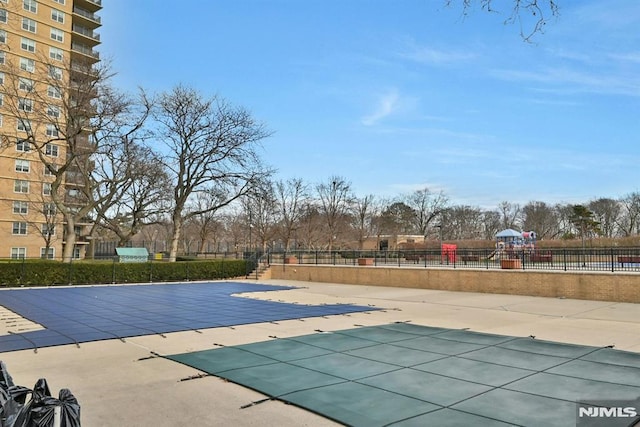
[{"left": 266, "top": 248, "right": 640, "bottom": 273}]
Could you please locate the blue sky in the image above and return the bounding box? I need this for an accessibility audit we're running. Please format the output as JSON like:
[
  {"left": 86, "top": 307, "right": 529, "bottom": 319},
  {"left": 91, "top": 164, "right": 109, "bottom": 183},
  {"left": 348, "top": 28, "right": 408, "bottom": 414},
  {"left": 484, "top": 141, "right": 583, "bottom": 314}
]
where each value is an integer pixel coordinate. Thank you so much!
[{"left": 99, "top": 1, "right": 640, "bottom": 209}]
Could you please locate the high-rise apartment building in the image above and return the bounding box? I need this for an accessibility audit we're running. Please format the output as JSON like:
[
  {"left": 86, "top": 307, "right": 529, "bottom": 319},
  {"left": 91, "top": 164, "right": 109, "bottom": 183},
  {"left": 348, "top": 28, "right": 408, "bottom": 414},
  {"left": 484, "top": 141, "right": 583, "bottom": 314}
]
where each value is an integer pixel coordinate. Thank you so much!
[{"left": 0, "top": 0, "right": 101, "bottom": 260}]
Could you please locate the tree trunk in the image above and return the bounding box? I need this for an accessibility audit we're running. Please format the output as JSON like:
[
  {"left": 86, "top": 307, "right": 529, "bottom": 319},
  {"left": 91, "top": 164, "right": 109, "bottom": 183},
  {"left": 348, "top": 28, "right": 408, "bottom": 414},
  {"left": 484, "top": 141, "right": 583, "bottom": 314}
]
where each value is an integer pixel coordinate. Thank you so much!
[
  {"left": 168, "top": 215, "right": 182, "bottom": 262},
  {"left": 62, "top": 218, "right": 76, "bottom": 263}
]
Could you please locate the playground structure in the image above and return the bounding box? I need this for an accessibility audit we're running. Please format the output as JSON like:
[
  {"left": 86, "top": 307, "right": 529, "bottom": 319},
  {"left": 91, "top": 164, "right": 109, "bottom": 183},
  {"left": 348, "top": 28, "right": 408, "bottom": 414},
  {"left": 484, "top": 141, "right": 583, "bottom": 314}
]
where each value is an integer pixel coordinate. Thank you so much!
[{"left": 489, "top": 229, "right": 537, "bottom": 260}]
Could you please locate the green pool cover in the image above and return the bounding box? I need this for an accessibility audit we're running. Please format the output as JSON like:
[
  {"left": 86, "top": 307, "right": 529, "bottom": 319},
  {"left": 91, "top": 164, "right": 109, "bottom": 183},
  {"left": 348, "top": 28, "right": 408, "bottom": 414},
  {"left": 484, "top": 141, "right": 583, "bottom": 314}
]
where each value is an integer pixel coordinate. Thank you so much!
[{"left": 166, "top": 323, "right": 640, "bottom": 426}]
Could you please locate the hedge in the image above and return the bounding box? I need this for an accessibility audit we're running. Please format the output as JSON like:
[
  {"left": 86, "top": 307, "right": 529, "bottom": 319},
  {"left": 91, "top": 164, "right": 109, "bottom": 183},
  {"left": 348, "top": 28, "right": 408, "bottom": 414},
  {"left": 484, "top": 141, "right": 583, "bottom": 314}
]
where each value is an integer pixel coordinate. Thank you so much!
[{"left": 0, "top": 259, "right": 248, "bottom": 287}]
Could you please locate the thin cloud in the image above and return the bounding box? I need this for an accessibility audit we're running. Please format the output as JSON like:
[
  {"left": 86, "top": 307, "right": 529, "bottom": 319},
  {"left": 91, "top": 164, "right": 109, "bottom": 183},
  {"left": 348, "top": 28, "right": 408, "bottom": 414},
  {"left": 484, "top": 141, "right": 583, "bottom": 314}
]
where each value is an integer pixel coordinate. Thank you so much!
[
  {"left": 400, "top": 46, "right": 478, "bottom": 65},
  {"left": 609, "top": 52, "right": 640, "bottom": 64},
  {"left": 361, "top": 90, "right": 400, "bottom": 126},
  {"left": 491, "top": 67, "right": 640, "bottom": 97}
]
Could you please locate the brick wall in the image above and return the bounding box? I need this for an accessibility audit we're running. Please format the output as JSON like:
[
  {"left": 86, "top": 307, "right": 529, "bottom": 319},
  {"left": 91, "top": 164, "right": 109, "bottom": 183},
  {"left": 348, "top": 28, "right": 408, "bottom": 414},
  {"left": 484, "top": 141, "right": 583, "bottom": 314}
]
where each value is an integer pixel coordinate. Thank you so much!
[{"left": 270, "top": 264, "right": 640, "bottom": 303}]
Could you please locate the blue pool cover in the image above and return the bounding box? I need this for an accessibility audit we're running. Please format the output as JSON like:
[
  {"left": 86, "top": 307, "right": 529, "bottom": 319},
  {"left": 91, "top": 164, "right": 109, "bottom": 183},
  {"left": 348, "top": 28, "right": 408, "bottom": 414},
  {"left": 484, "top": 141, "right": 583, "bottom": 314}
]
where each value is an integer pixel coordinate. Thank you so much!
[{"left": 0, "top": 282, "right": 378, "bottom": 353}]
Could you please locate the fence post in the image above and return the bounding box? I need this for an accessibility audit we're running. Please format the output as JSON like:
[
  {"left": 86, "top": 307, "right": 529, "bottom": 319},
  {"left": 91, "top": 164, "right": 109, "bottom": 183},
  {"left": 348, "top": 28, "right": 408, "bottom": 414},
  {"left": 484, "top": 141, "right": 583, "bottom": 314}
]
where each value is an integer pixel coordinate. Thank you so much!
[
  {"left": 112, "top": 257, "right": 116, "bottom": 284},
  {"left": 149, "top": 259, "right": 153, "bottom": 283},
  {"left": 487, "top": 249, "right": 490, "bottom": 270},
  {"left": 522, "top": 248, "right": 526, "bottom": 270},
  {"left": 611, "top": 247, "right": 614, "bottom": 272},
  {"left": 563, "top": 249, "right": 567, "bottom": 271}
]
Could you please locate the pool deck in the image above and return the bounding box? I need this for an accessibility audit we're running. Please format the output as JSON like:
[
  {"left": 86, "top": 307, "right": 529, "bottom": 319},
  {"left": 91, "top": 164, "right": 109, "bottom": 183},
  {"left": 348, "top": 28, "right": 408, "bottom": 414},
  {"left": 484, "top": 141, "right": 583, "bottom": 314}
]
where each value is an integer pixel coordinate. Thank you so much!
[{"left": 2, "top": 279, "right": 640, "bottom": 426}]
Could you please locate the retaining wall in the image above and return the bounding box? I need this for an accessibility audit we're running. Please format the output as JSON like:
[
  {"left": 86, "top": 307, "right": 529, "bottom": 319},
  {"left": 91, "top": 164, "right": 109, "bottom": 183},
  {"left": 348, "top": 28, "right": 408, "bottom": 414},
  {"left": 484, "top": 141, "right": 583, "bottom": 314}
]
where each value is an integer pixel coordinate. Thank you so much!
[{"left": 270, "top": 264, "right": 640, "bottom": 303}]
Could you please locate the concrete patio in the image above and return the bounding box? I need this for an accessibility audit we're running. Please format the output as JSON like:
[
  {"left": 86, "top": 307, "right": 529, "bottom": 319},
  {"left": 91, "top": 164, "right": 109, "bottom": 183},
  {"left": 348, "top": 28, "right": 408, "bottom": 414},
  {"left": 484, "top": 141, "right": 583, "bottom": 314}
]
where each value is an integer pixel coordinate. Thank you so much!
[{"left": 1, "top": 279, "right": 639, "bottom": 426}]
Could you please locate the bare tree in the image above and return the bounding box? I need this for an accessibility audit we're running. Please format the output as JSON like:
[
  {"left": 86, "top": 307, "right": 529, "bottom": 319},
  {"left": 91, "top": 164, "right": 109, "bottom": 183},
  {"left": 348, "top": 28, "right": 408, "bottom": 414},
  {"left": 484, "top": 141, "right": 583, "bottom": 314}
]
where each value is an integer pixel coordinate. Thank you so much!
[
  {"left": 151, "top": 85, "right": 272, "bottom": 261},
  {"left": 446, "top": 0, "right": 560, "bottom": 41},
  {"left": 316, "top": 176, "right": 354, "bottom": 251},
  {"left": 588, "top": 198, "right": 621, "bottom": 238},
  {"left": 274, "top": 178, "right": 309, "bottom": 251},
  {"left": 0, "top": 58, "right": 151, "bottom": 261},
  {"left": 297, "top": 202, "right": 327, "bottom": 251},
  {"left": 351, "top": 194, "right": 377, "bottom": 250},
  {"left": 498, "top": 201, "right": 521, "bottom": 230},
  {"left": 521, "top": 201, "right": 558, "bottom": 239},
  {"left": 554, "top": 203, "right": 575, "bottom": 239},
  {"left": 222, "top": 211, "right": 247, "bottom": 253},
  {"left": 243, "top": 184, "right": 279, "bottom": 252},
  {"left": 405, "top": 188, "right": 448, "bottom": 236},
  {"left": 481, "top": 209, "right": 501, "bottom": 240},
  {"left": 617, "top": 192, "right": 640, "bottom": 237},
  {"left": 442, "top": 205, "right": 484, "bottom": 239},
  {"left": 379, "top": 201, "right": 416, "bottom": 235},
  {"left": 93, "top": 139, "right": 169, "bottom": 247},
  {"left": 183, "top": 190, "right": 226, "bottom": 254}
]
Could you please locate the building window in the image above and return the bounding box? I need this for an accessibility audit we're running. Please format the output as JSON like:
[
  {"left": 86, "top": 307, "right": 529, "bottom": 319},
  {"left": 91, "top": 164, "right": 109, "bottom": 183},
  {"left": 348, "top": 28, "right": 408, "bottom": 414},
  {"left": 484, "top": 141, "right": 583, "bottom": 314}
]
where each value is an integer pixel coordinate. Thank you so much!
[
  {"left": 22, "top": 17, "right": 37, "bottom": 33},
  {"left": 11, "top": 248, "right": 27, "bottom": 259},
  {"left": 15, "top": 159, "right": 30, "bottom": 173},
  {"left": 50, "top": 28, "right": 63, "bottom": 43},
  {"left": 47, "top": 85, "right": 62, "bottom": 99},
  {"left": 46, "top": 124, "right": 59, "bottom": 138},
  {"left": 21, "top": 37, "right": 36, "bottom": 53},
  {"left": 0, "top": 93, "right": 3, "bottom": 106},
  {"left": 49, "top": 65, "right": 62, "bottom": 80},
  {"left": 19, "top": 57, "right": 35, "bottom": 73},
  {"left": 14, "top": 179, "right": 29, "bottom": 193},
  {"left": 50, "top": 47, "right": 63, "bottom": 61},
  {"left": 53, "top": 0, "right": 65, "bottom": 4},
  {"left": 0, "top": 9, "right": 7, "bottom": 24},
  {"left": 16, "top": 139, "right": 31, "bottom": 152},
  {"left": 0, "top": 72, "right": 4, "bottom": 85},
  {"left": 43, "top": 182, "right": 52, "bottom": 195},
  {"left": 23, "top": 0, "right": 36, "bottom": 13},
  {"left": 0, "top": 114, "right": 3, "bottom": 127},
  {"left": 51, "top": 9, "right": 64, "bottom": 23},
  {"left": 45, "top": 143, "right": 59, "bottom": 157},
  {"left": 43, "top": 202, "right": 56, "bottom": 216},
  {"left": 19, "top": 78, "right": 34, "bottom": 92},
  {"left": 47, "top": 105, "right": 61, "bottom": 118},
  {"left": 13, "top": 201, "right": 29, "bottom": 215},
  {"left": 17, "top": 119, "right": 32, "bottom": 132},
  {"left": 0, "top": 51, "right": 5, "bottom": 65},
  {"left": 0, "top": 30, "right": 6, "bottom": 44},
  {"left": 41, "top": 247, "right": 55, "bottom": 259},
  {"left": 19, "top": 98, "right": 34, "bottom": 112},
  {"left": 12, "top": 222, "right": 28, "bottom": 235}
]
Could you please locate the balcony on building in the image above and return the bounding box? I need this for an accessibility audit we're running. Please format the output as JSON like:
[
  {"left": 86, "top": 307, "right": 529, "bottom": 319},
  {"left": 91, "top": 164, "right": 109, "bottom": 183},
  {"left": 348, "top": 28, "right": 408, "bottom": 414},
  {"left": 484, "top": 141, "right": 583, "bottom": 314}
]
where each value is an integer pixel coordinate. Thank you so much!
[
  {"left": 71, "top": 42, "right": 100, "bottom": 63},
  {"left": 72, "top": 24, "right": 100, "bottom": 46},
  {"left": 72, "top": 6, "right": 102, "bottom": 29},
  {"left": 75, "top": 0, "right": 102, "bottom": 13}
]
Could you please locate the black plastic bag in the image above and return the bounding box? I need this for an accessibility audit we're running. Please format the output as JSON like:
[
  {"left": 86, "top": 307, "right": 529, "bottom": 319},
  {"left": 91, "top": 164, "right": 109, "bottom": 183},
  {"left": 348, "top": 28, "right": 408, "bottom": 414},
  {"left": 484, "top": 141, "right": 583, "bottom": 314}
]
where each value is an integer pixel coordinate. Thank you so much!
[{"left": 15, "top": 381, "right": 81, "bottom": 427}]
